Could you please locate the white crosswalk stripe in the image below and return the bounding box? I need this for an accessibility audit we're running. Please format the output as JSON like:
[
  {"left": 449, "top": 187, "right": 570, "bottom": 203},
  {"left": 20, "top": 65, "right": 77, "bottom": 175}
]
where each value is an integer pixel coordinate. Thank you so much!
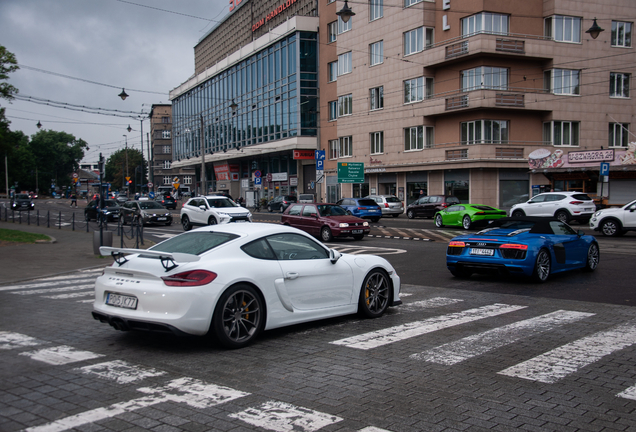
[
  {"left": 0, "top": 277, "right": 96, "bottom": 292},
  {"left": 20, "top": 346, "right": 104, "bottom": 365},
  {"left": 42, "top": 290, "right": 94, "bottom": 299},
  {"left": 76, "top": 360, "right": 166, "bottom": 384},
  {"left": 229, "top": 400, "right": 343, "bottom": 432},
  {"left": 0, "top": 331, "right": 41, "bottom": 350},
  {"left": 11, "top": 284, "right": 94, "bottom": 295}
]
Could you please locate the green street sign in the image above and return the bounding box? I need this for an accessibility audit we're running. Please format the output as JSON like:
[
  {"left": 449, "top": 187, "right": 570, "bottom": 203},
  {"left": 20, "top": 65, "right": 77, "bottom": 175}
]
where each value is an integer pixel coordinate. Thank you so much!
[{"left": 337, "top": 162, "right": 364, "bottom": 183}]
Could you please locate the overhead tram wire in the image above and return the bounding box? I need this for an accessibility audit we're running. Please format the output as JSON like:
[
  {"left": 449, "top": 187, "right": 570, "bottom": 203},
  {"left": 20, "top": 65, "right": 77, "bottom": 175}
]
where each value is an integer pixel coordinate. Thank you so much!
[{"left": 14, "top": 94, "right": 146, "bottom": 120}]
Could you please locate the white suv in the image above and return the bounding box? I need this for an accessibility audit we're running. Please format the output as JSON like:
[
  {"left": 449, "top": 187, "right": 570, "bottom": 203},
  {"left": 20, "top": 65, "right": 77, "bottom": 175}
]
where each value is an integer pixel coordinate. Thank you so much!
[
  {"left": 509, "top": 192, "right": 596, "bottom": 224},
  {"left": 589, "top": 199, "right": 636, "bottom": 236},
  {"left": 180, "top": 195, "right": 252, "bottom": 231}
]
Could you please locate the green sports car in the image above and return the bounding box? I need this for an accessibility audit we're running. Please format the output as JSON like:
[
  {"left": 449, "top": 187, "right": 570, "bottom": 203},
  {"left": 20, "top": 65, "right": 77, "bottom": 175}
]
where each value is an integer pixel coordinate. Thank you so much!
[{"left": 435, "top": 204, "right": 507, "bottom": 230}]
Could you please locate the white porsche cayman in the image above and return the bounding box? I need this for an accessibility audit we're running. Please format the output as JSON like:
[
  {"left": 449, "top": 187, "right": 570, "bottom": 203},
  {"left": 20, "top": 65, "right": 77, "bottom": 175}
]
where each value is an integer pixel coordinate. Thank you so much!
[{"left": 93, "top": 223, "right": 401, "bottom": 348}]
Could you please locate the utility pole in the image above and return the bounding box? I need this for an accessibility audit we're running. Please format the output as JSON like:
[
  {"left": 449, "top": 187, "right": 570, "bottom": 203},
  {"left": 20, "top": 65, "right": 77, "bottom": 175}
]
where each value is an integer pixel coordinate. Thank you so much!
[
  {"left": 200, "top": 114, "right": 206, "bottom": 195},
  {"left": 123, "top": 134, "right": 129, "bottom": 192},
  {"left": 99, "top": 153, "right": 104, "bottom": 247}
]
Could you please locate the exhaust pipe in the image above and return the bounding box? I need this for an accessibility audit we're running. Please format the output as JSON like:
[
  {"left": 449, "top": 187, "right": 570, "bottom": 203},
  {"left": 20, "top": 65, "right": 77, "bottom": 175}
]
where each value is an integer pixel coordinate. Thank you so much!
[{"left": 109, "top": 318, "right": 129, "bottom": 331}]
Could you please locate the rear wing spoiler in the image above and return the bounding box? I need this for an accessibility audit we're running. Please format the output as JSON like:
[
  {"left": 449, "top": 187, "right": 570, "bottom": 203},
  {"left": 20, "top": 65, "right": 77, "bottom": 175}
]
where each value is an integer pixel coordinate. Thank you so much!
[{"left": 100, "top": 246, "right": 200, "bottom": 272}]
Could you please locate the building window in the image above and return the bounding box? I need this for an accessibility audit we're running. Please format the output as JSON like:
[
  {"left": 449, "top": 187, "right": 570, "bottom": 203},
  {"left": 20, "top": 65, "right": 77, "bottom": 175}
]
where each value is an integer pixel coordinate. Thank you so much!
[
  {"left": 328, "top": 101, "right": 338, "bottom": 121},
  {"left": 544, "top": 69, "right": 580, "bottom": 95},
  {"left": 461, "top": 12, "right": 509, "bottom": 36},
  {"left": 338, "top": 52, "right": 352, "bottom": 76},
  {"left": 161, "top": 116, "right": 170, "bottom": 123},
  {"left": 163, "top": 176, "right": 172, "bottom": 185},
  {"left": 370, "top": 41, "right": 383, "bottom": 66},
  {"left": 461, "top": 120, "right": 509, "bottom": 144},
  {"left": 609, "top": 123, "right": 630, "bottom": 148},
  {"left": 404, "top": 126, "right": 433, "bottom": 151},
  {"left": 162, "top": 130, "right": 171, "bottom": 139},
  {"left": 328, "top": 21, "right": 338, "bottom": 43},
  {"left": 329, "top": 139, "right": 339, "bottom": 159},
  {"left": 338, "top": 16, "right": 352, "bottom": 34},
  {"left": 163, "top": 145, "right": 171, "bottom": 154},
  {"left": 610, "top": 72, "right": 630, "bottom": 98},
  {"left": 162, "top": 160, "right": 171, "bottom": 169},
  {"left": 338, "top": 94, "right": 353, "bottom": 117},
  {"left": 543, "top": 121, "right": 580, "bottom": 147},
  {"left": 339, "top": 136, "right": 353, "bottom": 158},
  {"left": 545, "top": 15, "right": 581, "bottom": 43},
  {"left": 461, "top": 67, "right": 508, "bottom": 91},
  {"left": 404, "top": 77, "right": 433, "bottom": 103},
  {"left": 370, "top": 86, "right": 384, "bottom": 111},
  {"left": 183, "top": 176, "right": 192, "bottom": 185},
  {"left": 370, "top": 0, "right": 383, "bottom": 21},
  {"left": 371, "top": 132, "right": 384, "bottom": 154},
  {"left": 328, "top": 61, "right": 338, "bottom": 82},
  {"left": 404, "top": 27, "right": 433, "bottom": 56},
  {"left": 611, "top": 21, "right": 632, "bottom": 47},
  {"left": 404, "top": 0, "right": 422, "bottom": 8}
]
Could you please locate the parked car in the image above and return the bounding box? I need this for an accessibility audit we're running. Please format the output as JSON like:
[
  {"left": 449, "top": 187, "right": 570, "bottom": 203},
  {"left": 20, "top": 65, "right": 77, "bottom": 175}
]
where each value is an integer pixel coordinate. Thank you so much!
[
  {"left": 120, "top": 200, "right": 173, "bottom": 226},
  {"left": 282, "top": 203, "right": 370, "bottom": 241},
  {"left": 365, "top": 195, "right": 404, "bottom": 218},
  {"left": 180, "top": 195, "right": 252, "bottom": 231},
  {"left": 156, "top": 193, "right": 177, "bottom": 210},
  {"left": 509, "top": 191, "right": 595, "bottom": 224},
  {"left": 115, "top": 194, "right": 128, "bottom": 204},
  {"left": 406, "top": 195, "right": 460, "bottom": 219},
  {"left": 589, "top": 198, "right": 636, "bottom": 236},
  {"left": 434, "top": 204, "right": 507, "bottom": 230},
  {"left": 267, "top": 195, "right": 297, "bottom": 212},
  {"left": 445, "top": 217, "right": 599, "bottom": 283},
  {"left": 84, "top": 199, "right": 120, "bottom": 222},
  {"left": 93, "top": 223, "right": 402, "bottom": 348},
  {"left": 10, "top": 193, "right": 34, "bottom": 211},
  {"left": 335, "top": 198, "right": 383, "bottom": 222},
  {"left": 29, "top": 191, "right": 38, "bottom": 199}
]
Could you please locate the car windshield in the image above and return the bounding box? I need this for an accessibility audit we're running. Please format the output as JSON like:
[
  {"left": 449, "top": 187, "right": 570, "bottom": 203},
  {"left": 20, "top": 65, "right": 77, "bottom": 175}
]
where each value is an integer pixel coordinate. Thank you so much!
[
  {"left": 150, "top": 232, "right": 239, "bottom": 255},
  {"left": 317, "top": 205, "right": 348, "bottom": 216},
  {"left": 472, "top": 205, "right": 496, "bottom": 211},
  {"left": 385, "top": 196, "right": 401, "bottom": 203},
  {"left": 358, "top": 199, "right": 379, "bottom": 206},
  {"left": 104, "top": 200, "right": 118, "bottom": 207},
  {"left": 206, "top": 198, "right": 237, "bottom": 208},
  {"left": 139, "top": 201, "right": 165, "bottom": 210},
  {"left": 16, "top": 194, "right": 29, "bottom": 199}
]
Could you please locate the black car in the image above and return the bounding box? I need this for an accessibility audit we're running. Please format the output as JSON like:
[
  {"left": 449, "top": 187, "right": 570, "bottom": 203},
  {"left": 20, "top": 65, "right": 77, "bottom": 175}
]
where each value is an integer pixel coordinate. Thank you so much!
[
  {"left": 11, "top": 193, "right": 35, "bottom": 211},
  {"left": 156, "top": 193, "right": 177, "bottom": 210},
  {"left": 84, "top": 199, "right": 121, "bottom": 222},
  {"left": 120, "top": 200, "right": 173, "bottom": 226},
  {"left": 406, "top": 195, "right": 460, "bottom": 219},
  {"left": 267, "top": 195, "right": 297, "bottom": 212}
]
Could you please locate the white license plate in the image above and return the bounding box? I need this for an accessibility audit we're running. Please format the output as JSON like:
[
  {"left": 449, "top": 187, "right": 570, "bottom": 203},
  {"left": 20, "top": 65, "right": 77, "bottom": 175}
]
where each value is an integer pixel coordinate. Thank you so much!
[
  {"left": 106, "top": 293, "right": 138, "bottom": 309},
  {"left": 157, "top": 217, "right": 167, "bottom": 221},
  {"left": 584, "top": 208, "right": 593, "bottom": 211},
  {"left": 470, "top": 248, "right": 494, "bottom": 256},
  {"left": 352, "top": 230, "right": 363, "bottom": 234}
]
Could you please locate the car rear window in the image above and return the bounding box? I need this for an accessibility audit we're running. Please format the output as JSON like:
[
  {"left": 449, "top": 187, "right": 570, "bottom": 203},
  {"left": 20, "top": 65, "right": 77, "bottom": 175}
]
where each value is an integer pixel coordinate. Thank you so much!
[
  {"left": 446, "top": 197, "right": 460, "bottom": 204},
  {"left": 385, "top": 197, "right": 401, "bottom": 203},
  {"left": 571, "top": 194, "right": 592, "bottom": 201},
  {"left": 358, "top": 199, "right": 379, "bottom": 206},
  {"left": 150, "top": 232, "right": 239, "bottom": 256}
]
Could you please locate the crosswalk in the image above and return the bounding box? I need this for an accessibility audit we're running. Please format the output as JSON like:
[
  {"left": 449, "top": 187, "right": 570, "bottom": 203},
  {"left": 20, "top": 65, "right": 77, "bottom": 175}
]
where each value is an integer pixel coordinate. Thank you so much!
[{"left": 370, "top": 227, "right": 461, "bottom": 242}]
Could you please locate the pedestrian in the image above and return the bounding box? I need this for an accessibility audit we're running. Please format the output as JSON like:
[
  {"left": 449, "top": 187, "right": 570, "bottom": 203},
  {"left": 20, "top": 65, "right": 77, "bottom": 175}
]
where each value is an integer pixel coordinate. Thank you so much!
[{"left": 70, "top": 194, "right": 77, "bottom": 207}]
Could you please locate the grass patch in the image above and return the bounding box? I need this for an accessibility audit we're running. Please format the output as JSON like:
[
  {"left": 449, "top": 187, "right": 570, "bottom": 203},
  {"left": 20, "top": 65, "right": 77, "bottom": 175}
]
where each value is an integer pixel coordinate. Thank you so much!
[{"left": 0, "top": 228, "right": 51, "bottom": 244}]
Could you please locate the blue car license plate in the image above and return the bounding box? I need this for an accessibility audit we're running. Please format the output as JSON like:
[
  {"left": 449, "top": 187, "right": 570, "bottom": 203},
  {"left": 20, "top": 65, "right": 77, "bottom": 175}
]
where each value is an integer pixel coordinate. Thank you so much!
[{"left": 470, "top": 248, "right": 494, "bottom": 256}]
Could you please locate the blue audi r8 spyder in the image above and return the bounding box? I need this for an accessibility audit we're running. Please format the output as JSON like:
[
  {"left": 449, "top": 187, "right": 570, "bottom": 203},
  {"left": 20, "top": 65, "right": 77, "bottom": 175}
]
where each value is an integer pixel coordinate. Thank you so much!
[{"left": 445, "top": 217, "right": 599, "bottom": 282}]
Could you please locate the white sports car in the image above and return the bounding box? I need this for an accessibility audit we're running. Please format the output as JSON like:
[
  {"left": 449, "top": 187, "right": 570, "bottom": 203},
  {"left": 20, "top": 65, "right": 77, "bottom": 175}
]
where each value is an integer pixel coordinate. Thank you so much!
[{"left": 93, "top": 223, "right": 401, "bottom": 348}]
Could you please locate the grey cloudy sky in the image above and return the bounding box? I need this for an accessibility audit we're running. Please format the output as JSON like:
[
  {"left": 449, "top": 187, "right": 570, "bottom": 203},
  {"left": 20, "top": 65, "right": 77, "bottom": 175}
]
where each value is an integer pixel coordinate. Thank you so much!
[{"left": 0, "top": 0, "right": 228, "bottom": 163}]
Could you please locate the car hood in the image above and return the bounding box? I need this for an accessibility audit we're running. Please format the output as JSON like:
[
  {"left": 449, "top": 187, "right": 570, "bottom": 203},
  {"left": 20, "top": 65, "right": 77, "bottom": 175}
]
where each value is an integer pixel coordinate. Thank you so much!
[
  {"left": 325, "top": 215, "right": 367, "bottom": 223},
  {"left": 213, "top": 207, "right": 251, "bottom": 215}
]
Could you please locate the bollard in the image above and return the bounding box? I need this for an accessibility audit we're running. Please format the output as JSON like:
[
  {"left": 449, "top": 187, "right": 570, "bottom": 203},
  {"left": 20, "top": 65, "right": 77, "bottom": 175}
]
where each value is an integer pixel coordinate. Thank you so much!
[
  {"left": 19, "top": 211, "right": 21, "bottom": 224},
  {"left": 37, "top": 210, "right": 40, "bottom": 226},
  {"left": 27, "top": 211, "right": 30, "bottom": 225},
  {"left": 58, "top": 211, "right": 61, "bottom": 229},
  {"left": 72, "top": 212, "right": 75, "bottom": 231},
  {"left": 47, "top": 211, "right": 50, "bottom": 228}
]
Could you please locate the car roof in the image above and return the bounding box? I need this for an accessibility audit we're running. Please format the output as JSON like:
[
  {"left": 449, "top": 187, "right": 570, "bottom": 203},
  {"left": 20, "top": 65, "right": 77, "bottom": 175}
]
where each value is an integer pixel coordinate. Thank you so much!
[
  {"left": 189, "top": 222, "right": 308, "bottom": 238},
  {"left": 486, "top": 216, "right": 562, "bottom": 235}
]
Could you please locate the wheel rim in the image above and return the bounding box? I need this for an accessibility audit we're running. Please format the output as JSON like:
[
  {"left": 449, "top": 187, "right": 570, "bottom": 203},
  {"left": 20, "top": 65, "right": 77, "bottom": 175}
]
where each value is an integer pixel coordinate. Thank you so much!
[
  {"left": 407, "top": 210, "right": 413, "bottom": 219},
  {"left": 321, "top": 228, "right": 331, "bottom": 241},
  {"left": 556, "top": 212, "right": 568, "bottom": 223},
  {"left": 182, "top": 217, "right": 189, "bottom": 229},
  {"left": 463, "top": 216, "right": 471, "bottom": 230},
  {"left": 435, "top": 215, "right": 442, "bottom": 227},
  {"left": 364, "top": 272, "right": 389, "bottom": 314},
  {"left": 602, "top": 221, "right": 617, "bottom": 236},
  {"left": 588, "top": 244, "right": 599, "bottom": 269},
  {"left": 209, "top": 217, "right": 217, "bottom": 225},
  {"left": 512, "top": 211, "right": 523, "bottom": 218},
  {"left": 221, "top": 290, "right": 261, "bottom": 344},
  {"left": 536, "top": 250, "right": 550, "bottom": 281}
]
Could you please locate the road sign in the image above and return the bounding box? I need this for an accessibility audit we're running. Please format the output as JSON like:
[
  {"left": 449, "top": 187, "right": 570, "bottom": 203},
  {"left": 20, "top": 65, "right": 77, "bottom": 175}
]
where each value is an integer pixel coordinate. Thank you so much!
[
  {"left": 315, "top": 150, "right": 326, "bottom": 160},
  {"left": 72, "top": 173, "right": 78, "bottom": 178},
  {"left": 337, "top": 162, "right": 364, "bottom": 183},
  {"left": 316, "top": 159, "right": 324, "bottom": 170},
  {"left": 254, "top": 170, "right": 262, "bottom": 178},
  {"left": 600, "top": 162, "right": 610, "bottom": 176},
  {"left": 125, "top": 177, "right": 130, "bottom": 182},
  {"left": 148, "top": 182, "right": 154, "bottom": 188}
]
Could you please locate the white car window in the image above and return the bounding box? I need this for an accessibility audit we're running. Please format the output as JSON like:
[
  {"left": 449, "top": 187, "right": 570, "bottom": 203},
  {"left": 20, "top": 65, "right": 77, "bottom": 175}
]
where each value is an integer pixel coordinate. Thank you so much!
[{"left": 266, "top": 233, "right": 329, "bottom": 260}]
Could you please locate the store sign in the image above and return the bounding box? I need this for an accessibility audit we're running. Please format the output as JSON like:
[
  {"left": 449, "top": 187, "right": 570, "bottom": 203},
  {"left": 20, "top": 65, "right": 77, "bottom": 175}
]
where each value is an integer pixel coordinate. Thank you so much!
[
  {"left": 568, "top": 149, "right": 615, "bottom": 163},
  {"left": 252, "top": 0, "right": 299, "bottom": 32},
  {"left": 293, "top": 150, "right": 315, "bottom": 160},
  {"left": 443, "top": 0, "right": 451, "bottom": 30},
  {"left": 214, "top": 162, "right": 230, "bottom": 181},
  {"left": 272, "top": 172, "right": 288, "bottom": 182}
]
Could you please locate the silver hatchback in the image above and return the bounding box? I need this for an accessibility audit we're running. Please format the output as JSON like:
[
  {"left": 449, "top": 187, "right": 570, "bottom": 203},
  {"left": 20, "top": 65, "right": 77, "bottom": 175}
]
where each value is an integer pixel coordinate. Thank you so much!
[{"left": 366, "top": 195, "right": 404, "bottom": 217}]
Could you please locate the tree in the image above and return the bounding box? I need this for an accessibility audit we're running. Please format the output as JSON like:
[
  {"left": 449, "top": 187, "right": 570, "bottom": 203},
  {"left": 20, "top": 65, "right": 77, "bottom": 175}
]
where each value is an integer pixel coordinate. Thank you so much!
[
  {"left": 0, "top": 45, "right": 19, "bottom": 102},
  {"left": 105, "top": 147, "right": 146, "bottom": 193}
]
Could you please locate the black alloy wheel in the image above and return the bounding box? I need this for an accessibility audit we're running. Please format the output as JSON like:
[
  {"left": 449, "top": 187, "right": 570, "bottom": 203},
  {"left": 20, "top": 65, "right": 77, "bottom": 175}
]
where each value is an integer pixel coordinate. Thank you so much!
[
  {"left": 358, "top": 269, "right": 390, "bottom": 318},
  {"left": 181, "top": 215, "right": 192, "bottom": 231},
  {"left": 212, "top": 284, "right": 264, "bottom": 349}
]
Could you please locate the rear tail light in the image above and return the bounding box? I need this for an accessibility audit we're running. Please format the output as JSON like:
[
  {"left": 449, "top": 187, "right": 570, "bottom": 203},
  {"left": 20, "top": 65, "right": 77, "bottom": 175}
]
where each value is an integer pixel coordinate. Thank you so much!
[
  {"left": 441, "top": 203, "right": 448, "bottom": 208},
  {"left": 500, "top": 244, "right": 528, "bottom": 250},
  {"left": 449, "top": 241, "right": 465, "bottom": 247},
  {"left": 162, "top": 270, "right": 217, "bottom": 286},
  {"left": 182, "top": 203, "right": 186, "bottom": 208},
  {"left": 384, "top": 203, "right": 389, "bottom": 208},
  {"left": 569, "top": 200, "right": 583, "bottom": 205}
]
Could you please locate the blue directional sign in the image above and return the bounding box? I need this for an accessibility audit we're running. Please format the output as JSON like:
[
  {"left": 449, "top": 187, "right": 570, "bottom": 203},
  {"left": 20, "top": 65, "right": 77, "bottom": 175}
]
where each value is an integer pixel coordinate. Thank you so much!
[
  {"left": 600, "top": 162, "right": 610, "bottom": 176},
  {"left": 254, "top": 177, "right": 262, "bottom": 186},
  {"left": 316, "top": 159, "right": 324, "bottom": 170},
  {"left": 315, "top": 150, "right": 326, "bottom": 160}
]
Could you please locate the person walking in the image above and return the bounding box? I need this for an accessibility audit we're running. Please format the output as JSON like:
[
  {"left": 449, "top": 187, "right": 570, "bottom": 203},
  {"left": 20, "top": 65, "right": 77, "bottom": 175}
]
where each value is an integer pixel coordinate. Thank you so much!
[{"left": 70, "top": 194, "right": 77, "bottom": 207}]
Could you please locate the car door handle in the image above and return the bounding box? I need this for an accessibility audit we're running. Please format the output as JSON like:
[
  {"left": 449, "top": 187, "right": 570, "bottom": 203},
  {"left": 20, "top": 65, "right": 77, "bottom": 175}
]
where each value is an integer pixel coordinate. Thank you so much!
[{"left": 285, "top": 272, "right": 299, "bottom": 280}]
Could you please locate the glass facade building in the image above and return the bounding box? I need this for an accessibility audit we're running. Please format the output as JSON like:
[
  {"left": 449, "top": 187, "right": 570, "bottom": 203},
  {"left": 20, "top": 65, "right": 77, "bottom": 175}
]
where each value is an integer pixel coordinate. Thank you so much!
[{"left": 172, "top": 32, "right": 318, "bottom": 161}]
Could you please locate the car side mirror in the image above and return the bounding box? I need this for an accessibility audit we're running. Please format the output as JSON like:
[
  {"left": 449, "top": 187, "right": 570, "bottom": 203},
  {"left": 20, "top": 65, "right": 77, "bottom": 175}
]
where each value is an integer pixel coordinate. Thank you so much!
[
  {"left": 199, "top": 205, "right": 206, "bottom": 210},
  {"left": 577, "top": 230, "right": 584, "bottom": 237},
  {"left": 346, "top": 210, "right": 352, "bottom": 215},
  {"left": 329, "top": 249, "right": 341, "bottom": 264}
]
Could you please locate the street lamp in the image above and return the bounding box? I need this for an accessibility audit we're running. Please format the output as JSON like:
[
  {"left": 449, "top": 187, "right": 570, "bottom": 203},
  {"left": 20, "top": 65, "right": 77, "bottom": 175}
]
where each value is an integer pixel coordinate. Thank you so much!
[
  {"left": 336, "top": 0, "right": 355, "bottom": 23},
  {"left": 118, "top": 88, "right": 129, "bottom": 100},
  {"left": 36, "top": 121, "right": 42, "bottom": 129},
  {"left": 585, "top": 18, "right": 605, "bottom": 39}
]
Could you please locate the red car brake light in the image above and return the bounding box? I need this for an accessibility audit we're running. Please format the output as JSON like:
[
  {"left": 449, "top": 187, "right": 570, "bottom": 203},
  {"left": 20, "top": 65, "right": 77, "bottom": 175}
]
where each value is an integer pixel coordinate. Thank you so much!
[
  {"left": 162, "top": 270, "right": 217, "bottom": 286},
  {"left": 500, "top": 244, "right": 528, "bottom": 250},
  {"left": 384, "top": 203, "right": 389, "bottom": 208},
  {"left": 449, "top": 241, "right": 465, "bottom": 247},
  {"left": 569, "top": 200, "right": 584, "bottom": 205}
]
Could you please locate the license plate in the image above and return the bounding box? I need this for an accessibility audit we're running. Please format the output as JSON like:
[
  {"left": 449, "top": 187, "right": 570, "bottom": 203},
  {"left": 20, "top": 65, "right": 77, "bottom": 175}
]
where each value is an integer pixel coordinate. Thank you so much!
[
  {"left": 584, "top": 208, "right": 593, "bottom": 211},
  {"left": 106, "top": 293, "right": 138, "bottom": 309},
  {"left": 470, "top": 248, "right": 494, "bottom": 256},
  {"left": 352, "top": 230, "right": 363, "bottom": 234},
  {"left": 157, "top": 217, "right": 167, "bottom": 221}
]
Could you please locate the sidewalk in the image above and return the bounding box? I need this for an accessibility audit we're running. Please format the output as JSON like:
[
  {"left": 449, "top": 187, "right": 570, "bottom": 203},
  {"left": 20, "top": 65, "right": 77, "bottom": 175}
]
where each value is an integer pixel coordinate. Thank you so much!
[{"left": 0, "top": 221, "right": 139, "bottom": 285}]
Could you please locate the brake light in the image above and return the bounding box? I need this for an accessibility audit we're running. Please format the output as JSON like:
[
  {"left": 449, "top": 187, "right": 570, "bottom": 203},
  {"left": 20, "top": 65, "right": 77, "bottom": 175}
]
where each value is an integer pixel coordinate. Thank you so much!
[
  {"left": 569, "top": 200, "right": 583, "bottom": 205},
  {"left": 162, "top": 270, "right": 217, "bottom": 286},
  {"left": 182, "top": 202, "right": 186, "bottom": 208},
  {"left": 441, "top": 203, "right": 448, "bottom": 208},
  {"left": 449, "top": 241, "right": 465, "bottom": 247},
  {"left": 500, "top": 244, "right": 528, "bottom": 250},
  {"left": 384, "top": 203, "right": 389, "bottom": 208}
]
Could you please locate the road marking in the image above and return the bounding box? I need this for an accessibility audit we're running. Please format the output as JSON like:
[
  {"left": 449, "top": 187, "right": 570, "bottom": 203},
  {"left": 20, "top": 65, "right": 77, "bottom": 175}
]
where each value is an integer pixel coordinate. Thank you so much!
[
  {"left": 498, "top": 322, "right": 636, "bottom": 383},
  {"left": 42, "top": 290, "right": 94, "bottom": 299},
  {"left": 0, "top": 332, "right": 41, "bottom": 350},
  {"left": 617, "top": 386, "right": 636, "bottom": 401},
  {"left": 412, "top": 310, "right": 594, "bottom": 365},
  {"left": 331, "top": 303, "right": 526, "bottom": 350},
  {"left": 229, "top": 400, "right": 343, "bottom": 432},
  {"left": 330, "top": 245, "right": 407, "bottom": 256},
  {"left": 401, "top": 297, "right": 463, "bottom": 311},
  {"left": 11, "top": 284, "right": 94, "bottom": 295},
  {"left": 20, "top": 346, "right": 104, "bottom": 365},
  {"left": 24, "top": 377, "right": 250, "bottom": 432},
  {"left": 76, "top": 360, "right": 166, "bottom": 384},
  {"left": 0, "top": 278, "right": 96, "bottom": 292}
]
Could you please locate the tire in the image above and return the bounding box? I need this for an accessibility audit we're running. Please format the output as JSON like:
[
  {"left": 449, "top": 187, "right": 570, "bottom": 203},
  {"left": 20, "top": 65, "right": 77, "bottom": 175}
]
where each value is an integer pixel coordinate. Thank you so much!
[
  {"left": 267, "top": 205, "right": 273, "bottom": 213},
  {"left": 462, "top": 215, "right": 472, "bottom": 230},
  {"left": 392, "top": 214, "right": 400, "bottom": 218},
  {"left": 583, "top": 242, "right": 599, "bottom": 272},
  {"left": 600, "top": 219, "right": 623, "bottom": 237},
  {"left": 181, "top": 215, "right": 192, "bottom": 231},
  {"left": 555, "top": 210, "right": 570, "bottom": 224},
  {"left": 208, "top": 216, "right": 217, "bottom": 225},
  {"left": 435, "top": 214, "right": 444, "bottom": 228},
  {"left": 321, "top": 226, "right": 333, "bottom": 242},
  {"left": 407, "top": 209, "right": 415, "bottom": 219},
  {"left": 450, "top": 268, "right": 472, "bottom": 279},
  {"left": 512, "top": 210, "right": 525, "bottom": 218},
  {"left": 353, "top": 234, "right": 364, "bottom": 240},
  {"left": 371, "top": 218, "right": 380, "bottom": 223},
  {"left": 358, "top": 269, "right": 390, "bottom": 318},
  {"left": 212, "top": 284, "right": 264, "bottom": 349},
  {"left": 531, "top": 249, "right": 551, "bottom": 283}
]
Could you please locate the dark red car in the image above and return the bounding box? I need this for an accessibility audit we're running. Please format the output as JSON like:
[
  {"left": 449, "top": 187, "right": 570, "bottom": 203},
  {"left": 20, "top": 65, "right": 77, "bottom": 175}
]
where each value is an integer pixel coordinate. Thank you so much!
[{"left": 281, "top": 203, "right": 370, "bottom": 242}]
